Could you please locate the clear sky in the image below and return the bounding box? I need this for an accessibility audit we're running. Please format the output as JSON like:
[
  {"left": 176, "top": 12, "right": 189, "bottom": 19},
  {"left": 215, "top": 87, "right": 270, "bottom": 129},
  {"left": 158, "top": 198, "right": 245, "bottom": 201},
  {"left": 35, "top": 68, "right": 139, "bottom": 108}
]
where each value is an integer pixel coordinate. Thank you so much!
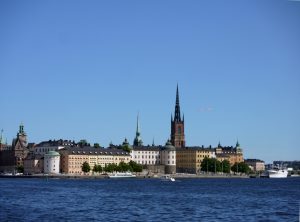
[{"left": 0, "top": 0, "right": 299, "bottom": 163}]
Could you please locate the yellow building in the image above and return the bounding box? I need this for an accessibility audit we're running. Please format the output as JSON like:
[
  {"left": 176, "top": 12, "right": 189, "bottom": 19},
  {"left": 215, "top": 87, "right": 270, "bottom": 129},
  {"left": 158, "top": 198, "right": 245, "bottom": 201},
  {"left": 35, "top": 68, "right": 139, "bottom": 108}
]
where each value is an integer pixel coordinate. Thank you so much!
[
  {"left": 215, "top": 141, "right": 244, "bottom": 166},
  {"left": 59, "top": 147, "right": 131, "bottom": 175},
  {"left": 176, "top": 147, "right": 215, "bottom": 174}
]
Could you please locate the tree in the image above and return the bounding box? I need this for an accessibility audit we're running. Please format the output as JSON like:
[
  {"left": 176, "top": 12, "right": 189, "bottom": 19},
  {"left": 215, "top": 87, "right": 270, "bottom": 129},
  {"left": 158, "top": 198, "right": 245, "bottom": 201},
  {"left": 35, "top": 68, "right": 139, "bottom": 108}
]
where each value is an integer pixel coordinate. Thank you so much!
[
  {"left": 82, "top": 161, "right": 91, "bottom": 173},
  {"left": 122, "top": 146, "right": 131, "bottom": 153},
  {"left": 16, "top": 165, "right": 24, "bottom": 173},
  {"left": 93, "top": 164, "right": 102, "bottom": 173},
  {"left": 94, "top": 143, "right": 100, "bottom": 148},
  {"left": 201, "top": 157, "right": 222, "bottom": 173},
  {"left": 231, "top": 162, "right": 251, "bottom": 174},
  {"left": 221, "top": 160, "right": 231, "bottom": 173},
  {"left": 79, "top": 139, "right": 88, "bottom": 147},
  {"left": 104, "top": 163, "right": 118, "bottom": 173},
  {"left": 129, "top": 161, "right": 143, "bottom": 172},
  {"left": 118, "top": 162, "right": 131, "bottom": 172}
]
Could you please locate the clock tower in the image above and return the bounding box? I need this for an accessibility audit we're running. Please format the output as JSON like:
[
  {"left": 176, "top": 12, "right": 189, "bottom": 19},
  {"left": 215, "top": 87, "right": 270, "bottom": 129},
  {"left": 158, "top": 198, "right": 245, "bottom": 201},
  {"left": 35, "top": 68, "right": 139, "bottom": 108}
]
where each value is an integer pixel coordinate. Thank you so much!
[{"left": 171, "top": 85, "right": 185, "bottom": 148}]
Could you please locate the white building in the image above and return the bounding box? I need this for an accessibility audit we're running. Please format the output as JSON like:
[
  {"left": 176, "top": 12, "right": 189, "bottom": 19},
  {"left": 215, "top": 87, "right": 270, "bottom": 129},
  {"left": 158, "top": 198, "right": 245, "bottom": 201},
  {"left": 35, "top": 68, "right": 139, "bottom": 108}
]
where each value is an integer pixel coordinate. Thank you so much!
[
  {"left": 44, "top": 151, "right": 60, "bottom": 174},
  {"left": 131, "top": 146, "right": 161, "bottom": 165},
  {"left": 161, "top": 140, "right": 176, "bottom": 174},
  {"left": 130, "top": 140, "right": 177, "bottom": 174}
]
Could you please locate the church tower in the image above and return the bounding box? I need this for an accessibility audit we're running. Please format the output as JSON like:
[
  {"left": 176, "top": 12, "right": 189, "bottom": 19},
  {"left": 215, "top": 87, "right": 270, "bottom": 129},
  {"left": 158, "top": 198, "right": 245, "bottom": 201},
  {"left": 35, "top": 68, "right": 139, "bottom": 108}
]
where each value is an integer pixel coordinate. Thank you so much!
[
  {"left": 171, "top": 85, "right": 185, "bottom": 148},
  {"left": 133, "top": 114, "right": 143, "bottom": 146}
]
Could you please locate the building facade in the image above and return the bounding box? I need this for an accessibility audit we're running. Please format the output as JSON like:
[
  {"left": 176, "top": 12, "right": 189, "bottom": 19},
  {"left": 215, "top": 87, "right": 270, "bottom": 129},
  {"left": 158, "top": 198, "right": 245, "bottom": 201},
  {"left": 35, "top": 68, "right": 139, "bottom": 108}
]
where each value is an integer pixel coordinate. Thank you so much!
[
  {"left": 59, "top": 147, "right": 131, "bottom": 174},
  {"left": 161, "top": 140, "right": 176, "bottom": 174},
  {"left": 44, "top": 151, "right": 60, "bottom": 174},
  {"left": 131, "top": 146, "right": 161, "bottom": 165},
  {"left": 215, "top": 141, "right": 244, "bottom": 166},
  {"left": 176, "top": 147, "right": 216, "bottom": 174},
  {"left": 245, "top": 159, "right": 265, "bottom": 172},
  {"left": 0, "top": 124, "right": 29, "bottom": 172},
  {"left": 23, "top": 153, "right": 44, "bottom": 174}
]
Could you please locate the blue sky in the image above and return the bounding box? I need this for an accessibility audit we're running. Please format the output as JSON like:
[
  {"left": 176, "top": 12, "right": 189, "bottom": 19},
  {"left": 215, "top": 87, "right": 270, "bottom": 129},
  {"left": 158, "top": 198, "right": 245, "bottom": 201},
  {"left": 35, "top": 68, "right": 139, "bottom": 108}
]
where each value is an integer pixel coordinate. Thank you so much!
[{"left": 0, "top": 0, "right": 299, "bottom": 163}]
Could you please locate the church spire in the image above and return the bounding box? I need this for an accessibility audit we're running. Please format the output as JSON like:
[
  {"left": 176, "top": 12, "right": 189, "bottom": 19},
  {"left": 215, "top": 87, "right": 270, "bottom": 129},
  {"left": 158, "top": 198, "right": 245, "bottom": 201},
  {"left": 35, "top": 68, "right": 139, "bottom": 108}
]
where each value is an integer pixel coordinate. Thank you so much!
[
  {"left": 133, "top": 114, "right": 143, "bottom": 146},
  {"left": 0, "top": 129, "right": 3, "bottom": 144},
  {"left": 176, "top": 84, "right": 180, "bottom": 105},
  {"left": 136, "top": 114, "right": 140, "bottom": 136},
  {"left": 174, "top": 84, "right": 181, "bottom": 122}
]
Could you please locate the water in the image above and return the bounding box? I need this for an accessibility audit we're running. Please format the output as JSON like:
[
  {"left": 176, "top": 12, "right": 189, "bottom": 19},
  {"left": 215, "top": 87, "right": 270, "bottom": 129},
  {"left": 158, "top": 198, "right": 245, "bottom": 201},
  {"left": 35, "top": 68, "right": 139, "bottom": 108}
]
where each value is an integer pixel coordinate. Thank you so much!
[{"left": 0, "top": 177, "right": 299, "bottom": 221}]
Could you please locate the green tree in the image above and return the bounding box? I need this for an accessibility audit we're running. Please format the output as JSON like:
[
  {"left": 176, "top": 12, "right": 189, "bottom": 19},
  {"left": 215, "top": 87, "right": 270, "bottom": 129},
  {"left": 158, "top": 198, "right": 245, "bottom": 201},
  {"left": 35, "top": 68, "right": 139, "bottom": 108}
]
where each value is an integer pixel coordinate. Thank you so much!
[
  {"left": 201, "top": 157, "right": 222, "bottom": 173},
  {"left": 129, "top": 161, "right": 143, "bottom": 172},
  {"left": 16, "top": 165, "right": 24, "bottom": 173},
  {"left": 94, "top": 143, "right": 100, "bottom": 148},
  {"left": 104, "top": 163, "right": 118, "bottom": 173},
  {"left": 231, "top": 162, "right": 251, "bottom": 174},
  {"left": 79, "top": 139, "right": 89, "bottom": 147},
  {"left": 221, "top": 160, "right": 231, "bottom": 173},
  {"left": 93, "top": 164, "right": 102, "bottom": 173},
  {"left": 122, "top": 146, "right": 131, "bottom": 153},
  {"left": 82, "top": 161, "right": 91, "bottom": 173},
  {"left": 118, "top": 162, "right": 131, "bottom": 172}
]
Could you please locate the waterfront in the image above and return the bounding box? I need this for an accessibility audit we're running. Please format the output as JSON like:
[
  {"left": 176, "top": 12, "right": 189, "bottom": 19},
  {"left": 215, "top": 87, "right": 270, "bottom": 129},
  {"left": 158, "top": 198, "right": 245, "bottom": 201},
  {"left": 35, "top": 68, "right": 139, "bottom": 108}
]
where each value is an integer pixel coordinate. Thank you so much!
[{"left": 0, "top": 178, "right": 299, "bottom": 221}]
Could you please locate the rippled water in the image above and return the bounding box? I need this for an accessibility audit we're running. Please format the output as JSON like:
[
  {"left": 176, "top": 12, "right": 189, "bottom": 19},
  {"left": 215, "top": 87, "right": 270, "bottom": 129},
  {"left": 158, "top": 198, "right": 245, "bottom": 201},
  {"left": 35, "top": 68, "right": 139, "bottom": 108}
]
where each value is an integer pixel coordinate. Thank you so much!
[{"left": 0, "top": 177, "right": 299, "bottom": 221}]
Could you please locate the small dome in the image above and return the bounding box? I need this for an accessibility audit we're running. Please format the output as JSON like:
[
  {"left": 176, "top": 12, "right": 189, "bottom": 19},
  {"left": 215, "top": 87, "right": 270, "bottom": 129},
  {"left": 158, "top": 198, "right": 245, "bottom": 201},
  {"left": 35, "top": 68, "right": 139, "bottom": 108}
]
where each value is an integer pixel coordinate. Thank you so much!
[
  {"left": 45, "top": 151, "right": 60, "bottom": 156},
  {"left": 164, "top": 140, "right": 176, "bottom": 151}
]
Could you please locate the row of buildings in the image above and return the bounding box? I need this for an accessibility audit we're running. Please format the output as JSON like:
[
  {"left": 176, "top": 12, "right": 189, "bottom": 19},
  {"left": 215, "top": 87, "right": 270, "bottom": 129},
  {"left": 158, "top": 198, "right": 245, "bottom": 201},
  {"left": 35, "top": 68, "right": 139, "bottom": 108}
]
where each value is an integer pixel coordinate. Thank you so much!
[{"left": 0, "top": 85, "right": 265, "bottom": 175}]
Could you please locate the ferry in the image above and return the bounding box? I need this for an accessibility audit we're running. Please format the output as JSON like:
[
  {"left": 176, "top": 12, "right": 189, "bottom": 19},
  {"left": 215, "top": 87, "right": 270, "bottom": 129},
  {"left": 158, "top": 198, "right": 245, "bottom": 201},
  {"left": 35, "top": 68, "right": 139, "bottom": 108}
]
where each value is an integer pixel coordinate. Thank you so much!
[
  {"left": 267, "top": 168, "right": 288, "bottom": 178},
  {"left": 108, "top": 172, "right": 136, "bottom": 178}
]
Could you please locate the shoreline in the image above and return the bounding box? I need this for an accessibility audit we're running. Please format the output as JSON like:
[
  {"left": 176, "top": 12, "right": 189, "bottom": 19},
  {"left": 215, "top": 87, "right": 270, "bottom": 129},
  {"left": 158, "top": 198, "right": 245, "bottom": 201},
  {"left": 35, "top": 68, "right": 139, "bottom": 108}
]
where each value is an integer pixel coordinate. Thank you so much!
[{"left": 0, "top": 174, "right": 250, "bottom": 179}]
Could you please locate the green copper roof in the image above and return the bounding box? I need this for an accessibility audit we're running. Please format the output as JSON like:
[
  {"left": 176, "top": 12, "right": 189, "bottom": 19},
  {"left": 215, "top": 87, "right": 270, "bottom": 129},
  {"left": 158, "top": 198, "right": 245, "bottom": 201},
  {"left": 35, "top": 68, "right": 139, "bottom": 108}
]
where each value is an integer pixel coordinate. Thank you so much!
[
  {"left": 164, "top": 139, "right": 176, "bottom": 151},
  {"left": 45, "top": 151, "right": 60, "bottom": 156}
]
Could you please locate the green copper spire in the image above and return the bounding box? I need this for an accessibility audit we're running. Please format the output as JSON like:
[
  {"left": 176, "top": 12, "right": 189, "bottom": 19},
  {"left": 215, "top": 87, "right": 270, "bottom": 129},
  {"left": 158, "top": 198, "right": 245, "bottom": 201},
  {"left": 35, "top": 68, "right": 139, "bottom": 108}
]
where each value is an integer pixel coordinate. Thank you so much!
[
  {"left": 0, "top": 129, "right": 3, "bottom": 144},
  {"left": 136, "top": 114, "right": 140, "bottom": 136},
  {"left": 18, "top": 122, "right": 25, "bottom": 135},
  {"left": 133, "top": 114, "right": 143, "bottom": 146},
  {"left": 236, "top": 139, "right": 240, "bottom": 148}
]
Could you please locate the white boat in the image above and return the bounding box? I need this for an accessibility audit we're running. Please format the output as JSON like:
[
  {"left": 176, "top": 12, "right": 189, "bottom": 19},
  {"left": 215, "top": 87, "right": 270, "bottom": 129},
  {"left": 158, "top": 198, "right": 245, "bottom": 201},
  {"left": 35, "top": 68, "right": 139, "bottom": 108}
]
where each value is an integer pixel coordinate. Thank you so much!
[
  {"left": 108, "top": 172, "right": 136, "bottom": 178},
  {"left": 161, "top": 175, "right": 175, "bottom": 182},
  {"left": 267, "top": 168, "right": 288, "bottom": 178}
]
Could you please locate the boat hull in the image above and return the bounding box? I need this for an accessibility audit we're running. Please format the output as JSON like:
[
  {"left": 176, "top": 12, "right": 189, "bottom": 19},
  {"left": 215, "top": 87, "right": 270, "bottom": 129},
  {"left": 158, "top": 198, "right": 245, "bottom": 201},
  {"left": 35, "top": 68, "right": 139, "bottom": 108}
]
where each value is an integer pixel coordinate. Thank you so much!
[
  {"left": 268, "top": 170, "right": 288, "bottom": 178},
  {"left": 108, "top": 172, "right": 136, "bottom": 178}
]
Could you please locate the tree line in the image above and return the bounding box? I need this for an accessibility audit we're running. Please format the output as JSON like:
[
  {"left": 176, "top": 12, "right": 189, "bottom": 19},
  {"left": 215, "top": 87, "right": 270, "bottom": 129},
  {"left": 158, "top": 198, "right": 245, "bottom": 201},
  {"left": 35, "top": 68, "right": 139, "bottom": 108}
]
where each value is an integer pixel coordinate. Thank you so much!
[
  {"left": 81, "top": 161, "right": 143, "bottom": 173},
  {"left": 200, "top": 157, "right": 251, "bottom": 174}
]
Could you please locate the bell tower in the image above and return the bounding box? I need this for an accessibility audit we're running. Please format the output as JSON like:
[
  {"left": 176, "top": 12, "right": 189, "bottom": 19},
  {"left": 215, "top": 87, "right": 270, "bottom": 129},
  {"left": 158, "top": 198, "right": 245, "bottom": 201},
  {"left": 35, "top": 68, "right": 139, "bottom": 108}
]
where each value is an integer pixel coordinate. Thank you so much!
[{"left": 171, "top": 85, "right": 185, "bottom": 148}]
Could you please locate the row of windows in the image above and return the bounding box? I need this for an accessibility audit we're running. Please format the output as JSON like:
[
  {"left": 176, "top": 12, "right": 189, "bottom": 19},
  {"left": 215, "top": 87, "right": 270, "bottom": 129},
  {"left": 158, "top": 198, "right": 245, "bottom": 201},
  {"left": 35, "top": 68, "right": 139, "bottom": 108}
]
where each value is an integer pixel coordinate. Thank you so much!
[
  {"left": 134, "top": 155, "right": 159, "bottom": 159},
  {"left": 136, "top": 151, "right": 159, "bottom": 154}
]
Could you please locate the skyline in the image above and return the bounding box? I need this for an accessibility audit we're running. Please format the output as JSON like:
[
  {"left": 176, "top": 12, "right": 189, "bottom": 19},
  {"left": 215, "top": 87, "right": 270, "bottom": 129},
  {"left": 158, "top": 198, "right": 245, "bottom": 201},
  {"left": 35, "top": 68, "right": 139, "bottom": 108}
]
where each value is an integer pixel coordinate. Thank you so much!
[{"left": 0, "top": 1, "right": 300, "bottom": 163}]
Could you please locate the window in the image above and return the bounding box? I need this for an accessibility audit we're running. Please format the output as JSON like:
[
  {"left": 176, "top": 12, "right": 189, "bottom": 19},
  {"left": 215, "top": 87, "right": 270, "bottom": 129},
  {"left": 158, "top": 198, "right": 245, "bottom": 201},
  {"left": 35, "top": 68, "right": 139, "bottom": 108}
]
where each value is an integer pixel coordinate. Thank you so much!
[{"left": 178, "top": 126, "right": 181, "bottom": 134}]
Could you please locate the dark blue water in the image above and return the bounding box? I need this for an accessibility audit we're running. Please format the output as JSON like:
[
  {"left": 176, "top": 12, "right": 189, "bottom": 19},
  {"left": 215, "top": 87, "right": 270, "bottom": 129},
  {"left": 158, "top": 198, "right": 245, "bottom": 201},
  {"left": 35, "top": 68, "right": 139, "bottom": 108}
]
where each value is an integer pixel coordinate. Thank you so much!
[{"left": 0, "top": 178, "right": 299, "bottom": 221}]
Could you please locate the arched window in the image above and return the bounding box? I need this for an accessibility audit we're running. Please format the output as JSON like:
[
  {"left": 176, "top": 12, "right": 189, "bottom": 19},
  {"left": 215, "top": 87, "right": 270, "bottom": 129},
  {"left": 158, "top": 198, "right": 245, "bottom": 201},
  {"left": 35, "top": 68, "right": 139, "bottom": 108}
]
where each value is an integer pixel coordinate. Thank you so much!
[{"left": 177, "top": 126, "right": 181, "bottom": 134}]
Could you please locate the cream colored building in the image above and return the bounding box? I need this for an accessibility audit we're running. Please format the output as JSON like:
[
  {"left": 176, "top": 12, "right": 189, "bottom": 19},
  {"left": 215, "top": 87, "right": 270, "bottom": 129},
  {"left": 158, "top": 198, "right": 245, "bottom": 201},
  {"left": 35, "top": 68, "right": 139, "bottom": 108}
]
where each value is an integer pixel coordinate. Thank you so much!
[
  {"left": 245, "top": 159, "right": 265, "bottom": 172},
  {"left": 24, "top": 153, "right": 44, "bottom": 174},
  {"left": 176, "top": 147, "right": 215, "bottom": 174},
  {"left": 59, "top": 147, "right": 131, "bottom": 174}
]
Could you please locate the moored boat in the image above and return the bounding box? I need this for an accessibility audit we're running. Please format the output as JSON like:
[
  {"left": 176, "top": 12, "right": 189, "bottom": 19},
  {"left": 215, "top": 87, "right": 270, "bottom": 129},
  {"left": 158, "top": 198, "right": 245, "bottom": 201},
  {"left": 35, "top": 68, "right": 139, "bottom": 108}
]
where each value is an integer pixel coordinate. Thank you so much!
[
  {"left": 108, "top": 172, "right": 136, "bottom": 178},
  {"left": 267, "top": 168, "right": 288, "bottom": 178},
  {"left": 161, "top": 175, "right": 175, "bottom": 182}
]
